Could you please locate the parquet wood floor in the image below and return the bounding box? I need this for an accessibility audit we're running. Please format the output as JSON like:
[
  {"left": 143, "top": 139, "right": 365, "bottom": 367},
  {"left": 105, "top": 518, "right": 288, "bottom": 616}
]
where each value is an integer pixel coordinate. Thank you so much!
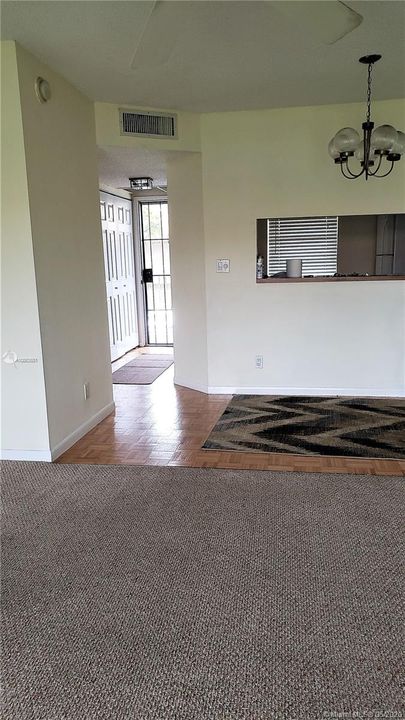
[{"left": 58, "top": 348, "right": 405, "bottom": 476}]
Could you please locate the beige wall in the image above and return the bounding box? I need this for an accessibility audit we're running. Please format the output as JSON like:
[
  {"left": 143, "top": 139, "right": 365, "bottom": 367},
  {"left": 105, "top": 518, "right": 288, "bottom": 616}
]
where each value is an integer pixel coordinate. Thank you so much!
[
  {"left": 15, "top": 44, "right": 113, "bottom": 454},
  {"left": 168, "top": 153, "right": 208, "bottom": 391},
  {"left": 197, "top": 99, "right": 405, "bottom": 394},
  {"left": 1, "top": 43, "right": 114, "bottom": 459},
  {"left": 1, "top": 42, "right": 50, "bottom": 457}
]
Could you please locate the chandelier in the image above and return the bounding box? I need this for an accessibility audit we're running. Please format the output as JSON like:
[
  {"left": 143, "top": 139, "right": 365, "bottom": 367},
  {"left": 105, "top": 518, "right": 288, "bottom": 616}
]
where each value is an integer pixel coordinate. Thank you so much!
[{"left": 328, "top": 55, "right": 405, "bottom": 180}]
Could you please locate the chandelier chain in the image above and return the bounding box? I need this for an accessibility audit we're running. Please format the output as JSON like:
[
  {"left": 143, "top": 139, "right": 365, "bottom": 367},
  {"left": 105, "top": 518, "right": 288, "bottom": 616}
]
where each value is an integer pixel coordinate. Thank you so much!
[{"left": 366, "top": 62, "right": 373, "bottom": 123}]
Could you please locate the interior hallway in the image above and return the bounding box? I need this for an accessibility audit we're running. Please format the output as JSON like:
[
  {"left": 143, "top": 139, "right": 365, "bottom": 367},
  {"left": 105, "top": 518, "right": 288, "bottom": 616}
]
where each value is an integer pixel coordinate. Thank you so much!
[{"left": 58, "top": 348, "right": 405, "bottom": 476}]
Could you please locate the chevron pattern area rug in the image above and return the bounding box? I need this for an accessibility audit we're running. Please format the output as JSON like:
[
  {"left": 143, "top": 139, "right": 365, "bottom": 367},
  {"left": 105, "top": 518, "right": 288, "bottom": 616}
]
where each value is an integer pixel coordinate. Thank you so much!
[{"left": 203, "top": 395, "right": 405, "bottom": 459}]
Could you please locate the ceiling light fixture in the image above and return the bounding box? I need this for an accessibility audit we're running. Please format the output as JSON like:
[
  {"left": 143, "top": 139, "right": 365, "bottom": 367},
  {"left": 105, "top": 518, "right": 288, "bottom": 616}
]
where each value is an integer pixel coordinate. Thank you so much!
[
  {"left": 129, "top": 177, "right": 153, "bottom": 190},
  {"left": 328, "top": 55, "right": 405, "bottom": 180}
]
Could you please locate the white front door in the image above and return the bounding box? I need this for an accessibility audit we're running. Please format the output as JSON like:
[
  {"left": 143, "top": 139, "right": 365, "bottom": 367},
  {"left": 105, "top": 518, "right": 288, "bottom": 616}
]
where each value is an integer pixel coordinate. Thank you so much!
[{"left": 100, "top": 192, "right": 138, "bottom": 361}]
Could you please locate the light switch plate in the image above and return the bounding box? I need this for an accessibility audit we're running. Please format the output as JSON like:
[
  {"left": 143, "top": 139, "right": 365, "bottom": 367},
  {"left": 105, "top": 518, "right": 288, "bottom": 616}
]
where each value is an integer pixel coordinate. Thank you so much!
[{"left": 216, "top": 259, "right": 230, "bottom": 273}]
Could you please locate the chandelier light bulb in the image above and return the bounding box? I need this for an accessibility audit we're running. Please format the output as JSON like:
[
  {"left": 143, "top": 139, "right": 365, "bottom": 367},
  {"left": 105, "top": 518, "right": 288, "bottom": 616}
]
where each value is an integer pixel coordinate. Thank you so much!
[
  {"left": 371, "top": 125, "right": 398, "bottom": 153},
  {"left": 333, "top": 127, "right": 361, "bottom": 154},
  {"left": 390, "top": 130, "right": 405, "bottom": 156},
  {"left": 328, "top": 137, "right": 340, "bottom": 159}
]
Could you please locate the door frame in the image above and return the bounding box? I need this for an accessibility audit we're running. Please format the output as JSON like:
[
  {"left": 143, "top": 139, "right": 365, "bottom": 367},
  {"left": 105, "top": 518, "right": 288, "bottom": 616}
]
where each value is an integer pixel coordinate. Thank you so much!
[
  {"left": 133, "top": 196, "right": 171, "bottom": 347},
  {"left": 132, "top": 197, "right": 148, "bottom": 347}
]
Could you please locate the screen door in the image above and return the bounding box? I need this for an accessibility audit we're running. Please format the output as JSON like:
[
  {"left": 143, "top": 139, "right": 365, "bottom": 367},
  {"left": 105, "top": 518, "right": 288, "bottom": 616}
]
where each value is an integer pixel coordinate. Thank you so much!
[{"left": 140, "top": 201, "right": 173, "bottom": 345}]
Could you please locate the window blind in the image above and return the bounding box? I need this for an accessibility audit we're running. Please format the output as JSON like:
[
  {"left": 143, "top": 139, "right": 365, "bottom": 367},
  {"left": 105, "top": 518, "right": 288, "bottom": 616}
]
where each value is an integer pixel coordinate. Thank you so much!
[{"left": 267, "top": 216, "right": 338, "bottom": 276}]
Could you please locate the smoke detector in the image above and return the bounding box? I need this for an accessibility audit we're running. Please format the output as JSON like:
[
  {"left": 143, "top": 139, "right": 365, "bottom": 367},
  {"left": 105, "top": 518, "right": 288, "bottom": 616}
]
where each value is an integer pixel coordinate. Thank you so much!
[{"left": 35, "top": 76, "right": 51, "bottom": 103}]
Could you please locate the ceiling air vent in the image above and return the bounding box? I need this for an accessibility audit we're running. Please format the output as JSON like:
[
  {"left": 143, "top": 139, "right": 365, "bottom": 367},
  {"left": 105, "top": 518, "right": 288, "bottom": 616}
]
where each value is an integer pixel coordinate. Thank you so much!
[{"left": 119, "top": 109, "right": 177, "bottom": 139}]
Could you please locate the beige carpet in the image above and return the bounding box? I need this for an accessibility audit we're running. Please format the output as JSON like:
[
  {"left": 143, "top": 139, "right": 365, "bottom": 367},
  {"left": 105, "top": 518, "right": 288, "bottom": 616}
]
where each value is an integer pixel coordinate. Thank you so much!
[{"left": 2, "top": 461, "right": 403, "bottom": 719}]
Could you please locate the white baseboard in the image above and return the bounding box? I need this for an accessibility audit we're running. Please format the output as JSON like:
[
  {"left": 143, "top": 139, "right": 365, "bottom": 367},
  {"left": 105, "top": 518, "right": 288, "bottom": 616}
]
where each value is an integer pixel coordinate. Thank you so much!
[
  {"left": 173, "top": 378, "right": 209, "bottom": 394},
  {"left": 1, "top": 402, "right": 115, "bottom": 462},
  {"left": 166, "top": 378, "right": 405, "bottom": 398},
  {"left": 207, "top": 386, "right": 405, "bottom": 398},
  {"left": 50, "top": 401, "right": 115, "bottom": 461},
  {"left": 1, "top": 449, "right": 53, "bottom": 462}
]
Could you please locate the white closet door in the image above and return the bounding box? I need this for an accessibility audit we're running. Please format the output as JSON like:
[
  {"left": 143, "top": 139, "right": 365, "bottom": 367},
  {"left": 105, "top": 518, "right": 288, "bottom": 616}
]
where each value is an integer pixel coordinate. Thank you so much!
[{"left": 100, "top": 192, "right": 138, "bottom": 361}]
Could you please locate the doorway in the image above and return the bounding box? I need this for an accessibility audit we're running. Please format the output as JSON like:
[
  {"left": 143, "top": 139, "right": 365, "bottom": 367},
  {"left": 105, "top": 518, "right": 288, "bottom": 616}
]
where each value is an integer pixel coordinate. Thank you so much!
[{"left": 139, "top": 201, "right": 173, "bottom": 346}]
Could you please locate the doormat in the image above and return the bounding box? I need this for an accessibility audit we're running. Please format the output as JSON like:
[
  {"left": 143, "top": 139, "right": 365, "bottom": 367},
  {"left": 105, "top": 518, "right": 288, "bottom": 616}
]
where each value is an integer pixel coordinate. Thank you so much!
[
  {"left": 203, "top": 395, "right": 405, "bottom": 459},
  {"left": 112, "top": 355, "right": 173, "bottom": 385}
]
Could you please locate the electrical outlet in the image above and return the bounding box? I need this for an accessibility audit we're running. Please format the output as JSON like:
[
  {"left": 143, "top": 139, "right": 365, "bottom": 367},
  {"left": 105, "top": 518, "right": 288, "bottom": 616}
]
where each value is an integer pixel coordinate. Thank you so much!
[
  {"left": 255, "top": 355, "right": 264, "bottom": 369},
  {"left": 83, "top": 382, "right": 90, "bottom": 400}
]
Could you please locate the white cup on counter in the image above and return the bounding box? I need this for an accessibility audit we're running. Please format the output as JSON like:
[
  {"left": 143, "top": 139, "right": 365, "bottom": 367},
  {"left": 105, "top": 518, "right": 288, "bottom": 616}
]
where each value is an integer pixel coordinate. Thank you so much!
[{"left": 286, "top": 259, "right": 302, "bottom": 278}]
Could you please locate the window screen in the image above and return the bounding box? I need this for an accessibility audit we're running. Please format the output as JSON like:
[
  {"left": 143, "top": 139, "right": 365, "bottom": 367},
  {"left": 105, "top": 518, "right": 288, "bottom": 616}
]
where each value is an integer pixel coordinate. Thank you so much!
[{"left": 267, "top": 216, "right": 338, "bottom": 277}]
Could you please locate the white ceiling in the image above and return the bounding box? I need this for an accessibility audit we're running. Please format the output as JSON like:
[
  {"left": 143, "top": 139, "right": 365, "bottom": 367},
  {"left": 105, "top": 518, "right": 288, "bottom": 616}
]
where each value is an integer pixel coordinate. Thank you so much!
[
  {"left": 2, "top": 1, "right": 405, "bottom": 113},
  {"left": 98, "top": 146, "right": 173, "bottom": 190},
  {"left": 4, "top": 0, "right": 404, "bottom": 188}
]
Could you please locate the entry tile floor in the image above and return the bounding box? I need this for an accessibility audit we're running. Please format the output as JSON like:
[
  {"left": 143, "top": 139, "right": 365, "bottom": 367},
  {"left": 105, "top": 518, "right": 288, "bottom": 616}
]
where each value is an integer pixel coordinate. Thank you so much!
[{"left": 58, "top": 347, "right": 405, "bottom": 476}]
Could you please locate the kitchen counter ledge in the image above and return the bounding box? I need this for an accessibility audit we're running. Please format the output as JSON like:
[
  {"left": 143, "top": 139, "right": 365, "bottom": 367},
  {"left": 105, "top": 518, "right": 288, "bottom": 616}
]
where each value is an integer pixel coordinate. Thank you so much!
[{"left": 257, "top": 275, "right": 405, "bottom": 283}]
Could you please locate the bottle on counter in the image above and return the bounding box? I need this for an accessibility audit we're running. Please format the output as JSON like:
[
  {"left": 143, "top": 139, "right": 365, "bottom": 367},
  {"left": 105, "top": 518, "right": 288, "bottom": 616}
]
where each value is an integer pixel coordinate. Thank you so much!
[{"left": 256, "top": 255, "right": 264, "bottom": 280}]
